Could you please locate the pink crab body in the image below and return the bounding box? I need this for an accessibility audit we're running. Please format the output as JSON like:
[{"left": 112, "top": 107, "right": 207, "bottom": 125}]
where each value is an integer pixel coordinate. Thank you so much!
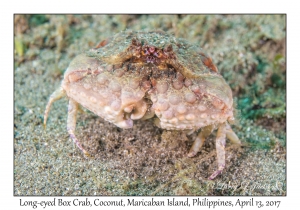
[{"left": 44, "top": 31, "right": 240, "bottom": 179}]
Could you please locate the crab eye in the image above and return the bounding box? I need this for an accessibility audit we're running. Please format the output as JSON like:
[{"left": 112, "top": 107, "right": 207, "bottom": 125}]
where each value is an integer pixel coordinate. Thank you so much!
[
  {"left": 143, "top": 49, "right": 149, "bottom": 55},
  {"left": 149, "top": 46, "right": 155, "bottom": 53}
]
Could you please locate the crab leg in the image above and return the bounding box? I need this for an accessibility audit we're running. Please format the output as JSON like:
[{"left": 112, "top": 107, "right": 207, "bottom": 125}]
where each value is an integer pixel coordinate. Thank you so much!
[
  {"left": 67, "top": 98, "right": 90, "bottom": 156},
  {"left": 208, "top": 122, "right": 226, "bottom": 180},
  {"left": 44, "top": 87, "right": 66, "bottom": 128},
  {"left": 187, "top": 125, "right": 213, "bottom": 157},
  {"left": 225, "top": 122, "right": 241, "bottom": 144}
]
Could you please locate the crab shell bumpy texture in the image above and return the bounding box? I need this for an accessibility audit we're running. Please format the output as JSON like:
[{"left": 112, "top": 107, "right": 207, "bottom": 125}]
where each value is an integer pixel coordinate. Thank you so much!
[{"left": 62, "top": 31, "right": 234, "bottom": 130}]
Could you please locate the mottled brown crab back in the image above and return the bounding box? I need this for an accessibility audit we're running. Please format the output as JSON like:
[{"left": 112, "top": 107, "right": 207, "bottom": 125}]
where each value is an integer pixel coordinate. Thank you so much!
[
  {"left": 87, "top": 31, "right": 216, "bottom": 77},
  {"left": 86, "top": 30, "right": 233, "bottom": 109}
]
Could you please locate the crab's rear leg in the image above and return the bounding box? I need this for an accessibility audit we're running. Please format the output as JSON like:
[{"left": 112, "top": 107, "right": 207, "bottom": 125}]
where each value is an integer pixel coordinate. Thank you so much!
[
  {"left": 44, "top": 87, "right": 66, "bottom": 128},
  {"left": 67, "top": 98, "right": 90, "bottom": 156},
  {"left": 208, "top": 122, "right": 226, "bottom": 180},
  {"left": 187, "top": 125, "right": 214, "bottom": 157}
]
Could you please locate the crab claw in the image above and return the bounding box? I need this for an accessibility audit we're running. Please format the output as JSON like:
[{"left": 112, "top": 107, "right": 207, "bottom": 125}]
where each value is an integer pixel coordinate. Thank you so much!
[{"left": 130, "top": 100, "right": 148, "bottom": 120}]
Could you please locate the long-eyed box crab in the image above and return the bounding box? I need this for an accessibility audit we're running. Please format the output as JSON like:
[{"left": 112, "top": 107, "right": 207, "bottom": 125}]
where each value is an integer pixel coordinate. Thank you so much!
[{"left": 44, "top": 31, "right": 241, "bottom": 179}]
